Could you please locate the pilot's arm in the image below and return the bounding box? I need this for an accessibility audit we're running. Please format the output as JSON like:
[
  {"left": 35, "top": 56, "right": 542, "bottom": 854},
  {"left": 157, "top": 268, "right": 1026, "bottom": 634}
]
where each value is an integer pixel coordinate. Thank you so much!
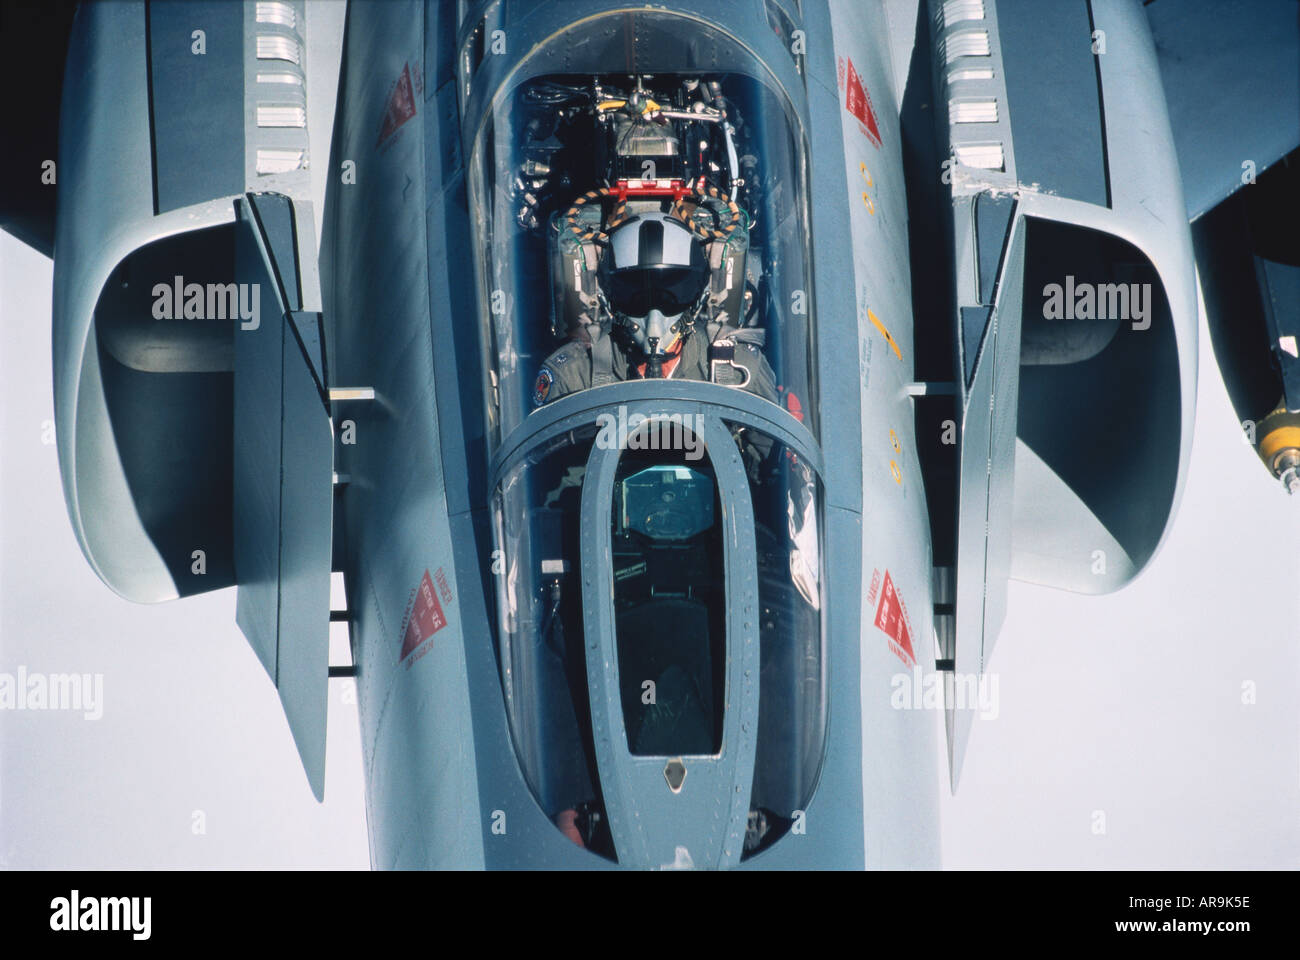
[
  {"left": 708, "top": 335, "right": 779, "bottom": 404},
  {"left": 534, "top": 323, "right": 633, "bottom": 408},
  {"left": 698, "top": 329, "right": 783, "bottom": 478}
]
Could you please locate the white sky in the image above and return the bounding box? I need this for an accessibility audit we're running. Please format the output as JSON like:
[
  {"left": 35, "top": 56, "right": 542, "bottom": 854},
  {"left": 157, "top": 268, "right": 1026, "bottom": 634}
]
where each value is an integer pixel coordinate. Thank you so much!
[{"left": 939, "top": 291, "right": 1300, "bottom": 868}]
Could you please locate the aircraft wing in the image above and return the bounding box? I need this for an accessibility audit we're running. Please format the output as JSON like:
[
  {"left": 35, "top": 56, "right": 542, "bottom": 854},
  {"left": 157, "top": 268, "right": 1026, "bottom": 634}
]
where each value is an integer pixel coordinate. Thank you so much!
[
  {"left": 919, "top": 0, "right": 1298, "bottom": 787},
  {"left": 33, "top": 0, "right": 339, "bottom": 798},
  {"left": 912, "top": 0, "right": 1201, "bottom": 787},
  {"left": 1146, "top": 0, "right": 1300, "bottom": 221}
]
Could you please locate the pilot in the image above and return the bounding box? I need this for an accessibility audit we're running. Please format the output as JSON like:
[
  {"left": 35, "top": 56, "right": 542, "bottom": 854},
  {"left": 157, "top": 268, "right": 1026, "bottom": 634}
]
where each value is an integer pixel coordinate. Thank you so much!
[{"left": 532, "top": 211, "right": 779, "bottom": 408}]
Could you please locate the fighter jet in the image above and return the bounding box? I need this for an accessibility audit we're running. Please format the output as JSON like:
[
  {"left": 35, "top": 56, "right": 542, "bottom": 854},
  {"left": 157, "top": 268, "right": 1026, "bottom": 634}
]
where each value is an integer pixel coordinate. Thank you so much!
[{"left": 1, "top": 0, "right": 1296, "bottom": 868}]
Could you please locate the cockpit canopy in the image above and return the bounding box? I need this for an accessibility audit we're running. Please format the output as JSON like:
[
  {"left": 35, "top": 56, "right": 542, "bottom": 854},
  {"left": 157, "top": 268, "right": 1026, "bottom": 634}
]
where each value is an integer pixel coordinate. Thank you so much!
[{"left": 466, "top": 9, "right": 826, "bottom": 865}]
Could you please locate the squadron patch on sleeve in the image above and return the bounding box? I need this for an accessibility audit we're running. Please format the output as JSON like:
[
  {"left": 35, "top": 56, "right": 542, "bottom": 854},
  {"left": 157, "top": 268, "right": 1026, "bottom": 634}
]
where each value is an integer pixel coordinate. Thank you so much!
[{"left": 533, "top": 367, "right": 555, "bottom": 406}]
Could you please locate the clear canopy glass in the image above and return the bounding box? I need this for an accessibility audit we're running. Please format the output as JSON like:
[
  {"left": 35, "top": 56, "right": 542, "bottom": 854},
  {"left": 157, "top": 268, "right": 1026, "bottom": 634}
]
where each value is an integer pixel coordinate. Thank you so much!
[{"left": 467, "top": 12, "right": 818, "bottom": 447}]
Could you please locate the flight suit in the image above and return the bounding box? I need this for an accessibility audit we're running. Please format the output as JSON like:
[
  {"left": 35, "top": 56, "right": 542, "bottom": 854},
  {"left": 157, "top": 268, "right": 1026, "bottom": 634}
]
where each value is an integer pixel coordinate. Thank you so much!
[{"left": 532, "top": 319, "right": 779, "bottom": 407}]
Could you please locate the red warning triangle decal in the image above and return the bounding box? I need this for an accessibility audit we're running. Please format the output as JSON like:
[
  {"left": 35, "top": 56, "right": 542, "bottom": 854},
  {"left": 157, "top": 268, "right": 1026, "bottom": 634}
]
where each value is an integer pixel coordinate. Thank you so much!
[
  {"left": 400, "top": 569, "right": 448, "bottom": 660},
  {"left": 842, "top": 57, "right": 882, "bottom": 147},
  {"left": 874, "top": 570, "right": 916, "bottom": 667},
  {"left": 377, "top": 63, "right": 417, "bottom": 146}
]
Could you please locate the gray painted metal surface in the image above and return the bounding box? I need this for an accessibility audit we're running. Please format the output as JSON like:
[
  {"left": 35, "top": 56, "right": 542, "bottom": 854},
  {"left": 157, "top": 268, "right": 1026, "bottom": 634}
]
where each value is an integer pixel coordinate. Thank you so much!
[
  {"left": 995, "top": 0, "right": 1108, "bottom": 208},
  {"left": 55, "top": 1, "right": 222, "bottom": 602},
  {"left": 928, "top": 0, "right": 1198, "bottom": 785},
  {"left": 233, "top": 195, "right": 334, "bottom": 800},
  {"left": 581, "top": 411, "right": 760, "bottom": 869},
  {"left": 149, "top": 0, "right": 245, "bottom": 213}
]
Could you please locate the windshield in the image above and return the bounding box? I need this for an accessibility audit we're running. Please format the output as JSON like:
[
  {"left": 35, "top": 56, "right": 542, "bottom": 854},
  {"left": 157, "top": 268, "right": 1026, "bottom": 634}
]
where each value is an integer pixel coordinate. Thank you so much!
[
  {"left": 492, "top": 414, "right": 827, "bottom": 860},
  {"left": 612, "top": 452, "right": 726, "bottom": 757},
  {"left": 467, "top": 14, "right": 817, "bottom": 446},
  {"left": 475, "top": 10, "right": 824, "bottom": 864}
]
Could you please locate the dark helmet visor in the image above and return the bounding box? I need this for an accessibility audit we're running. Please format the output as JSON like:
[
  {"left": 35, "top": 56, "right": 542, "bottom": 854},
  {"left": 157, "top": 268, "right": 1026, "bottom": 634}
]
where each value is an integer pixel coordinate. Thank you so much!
[{"left": 605, "top": 263, "right": 709, "bottom": 318}]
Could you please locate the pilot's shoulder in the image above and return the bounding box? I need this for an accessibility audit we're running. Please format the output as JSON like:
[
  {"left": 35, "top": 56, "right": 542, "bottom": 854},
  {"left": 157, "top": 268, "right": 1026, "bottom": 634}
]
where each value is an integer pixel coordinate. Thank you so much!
[
  {"left": 542, "top": 337, "right": 590, "bottom": 368},
  {"left": 534, "top": 340, "right": 591, "bottom": 406}
]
